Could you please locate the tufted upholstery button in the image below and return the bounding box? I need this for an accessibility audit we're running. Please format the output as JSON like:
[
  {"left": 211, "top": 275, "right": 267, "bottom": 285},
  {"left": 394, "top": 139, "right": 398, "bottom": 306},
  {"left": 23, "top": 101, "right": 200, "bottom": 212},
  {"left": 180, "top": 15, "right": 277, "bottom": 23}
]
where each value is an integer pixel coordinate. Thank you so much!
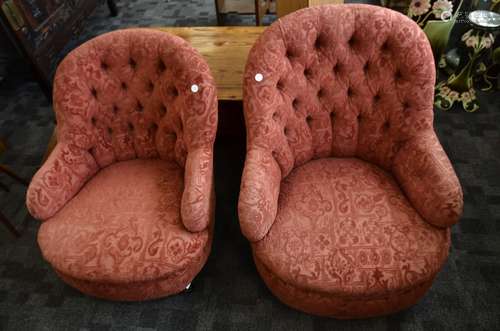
[
  {"left": 292, "top": 98, "right": 299, "bottom": 110},
  {"left": 129, "top": 58, "right": 137, "bottom": 69},
  {"left": 357, "top": 114, "right": 362, "bottom": 122},
  {"left": 276, "top": 79, "right": 284, "bottom": 90},
  {"left": 330, "top": 111, "right": 335, "bottom": 120},
  {"left": 90, "top": 87, "right": 98, "bottom": 98},
  {"left": 381, "top": 40, "right": 390, "bottom": 52},
  {"left": 147, "top": 81, "right": 154, "bottom": 92},
  {"left": 363, "top": 62, "right": 370, "bottom": 73},
  {"left": 402, "top": 101, "right": 410, "bottom": 110},
  {"left": 272, "top": 151, "right": 278, "bottom": 159},
  {"left": 314, "top": 35, "right": 323, "bottom": 49},
  {"left": 91, "top": 117, "right": 97, "bottom": 126},
  {"left": 306, "top": 115, "right": 313, "bottom": 126},
  {"left": 107, "top": 127, "right": 113, "bottom": 135},
  {"left": 150, "top": 123, "right": 158, "bottom": 132},
  {"left": 128, "top": 122, "right": 134, "bottom": 131},
  {"left": 136, "top": 101, "right": 144, "bottom": 112},
  {"left": 157, "top": 59, "right": 166, "bottom": 73},
  {"left": 168, "top": 86, "right": 179, "bottom": 97},
  {"left": 333, "top": 62, "right": 341, "bottom": 74},
  {"left": 383, "top": 121, "right": 390, "bottom": 130},
  {"left": 112, "top": 105, "right": 119, "bottom": 114},
  {"left": 159, "top": 105, "right": 167, "bottom": 117},
  {"left": 121, "top": 82, "right": 127, "bottom": 90},
  {"left": 373, "top": 93, "right": 381, "bottom": 103},
  {"left": 347, "top": 87, "right": 353, "bottom": 97},
  {"left": 395, "top": 69, "right": 403, "bottom": 81},
  {"left": 272, "top": 112, "right": 279, "bottom": 121},
  {"left": 348, "top": 35, "right": 356, "bottom": 47},
  {"left": 304, "top": 68, "right": 312, "bottom": 79},
  {"left": 285, "top": 49, "right": 294, "bottom": 59},
  {"left": 317, "top": 88, "right": 324, "bottom": 98},
  {"left": 284, "top": 127, "right": 289, "bottom": 135},
  {"left": 101, "top": 62, "right": 109, "bottom": 71}
]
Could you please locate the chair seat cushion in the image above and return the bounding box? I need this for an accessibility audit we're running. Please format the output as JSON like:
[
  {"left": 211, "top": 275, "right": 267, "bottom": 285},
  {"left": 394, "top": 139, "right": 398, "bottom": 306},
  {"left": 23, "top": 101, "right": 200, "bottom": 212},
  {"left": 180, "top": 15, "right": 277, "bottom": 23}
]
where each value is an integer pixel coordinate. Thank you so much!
[
  {"left": 253, "top": 158, "right": 449, "bottom": 303},
  {"left": 38, "top": 159, "right": 210, "bottom": 294}
]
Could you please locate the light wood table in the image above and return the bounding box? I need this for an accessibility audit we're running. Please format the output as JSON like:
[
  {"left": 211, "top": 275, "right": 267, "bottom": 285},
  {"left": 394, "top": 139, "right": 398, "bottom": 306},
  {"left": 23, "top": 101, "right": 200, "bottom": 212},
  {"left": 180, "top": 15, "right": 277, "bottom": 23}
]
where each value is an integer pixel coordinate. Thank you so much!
[
  {"left": 44, "top": 26, "right": 265, "bottom": 158},
  {"left": 277, "top": 0, "right": 343, "bottom": 18},
  {"left": 158, "top": 27, "right": 265, "bottom": 100}
]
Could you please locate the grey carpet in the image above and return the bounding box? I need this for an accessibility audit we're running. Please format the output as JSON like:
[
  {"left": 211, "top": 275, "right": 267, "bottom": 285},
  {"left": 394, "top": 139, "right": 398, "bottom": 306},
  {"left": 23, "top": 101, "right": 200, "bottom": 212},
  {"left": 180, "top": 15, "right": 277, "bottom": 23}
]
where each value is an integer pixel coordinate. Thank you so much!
[{"left": 0, "top": 1, "right": 499, "bottom": 330}]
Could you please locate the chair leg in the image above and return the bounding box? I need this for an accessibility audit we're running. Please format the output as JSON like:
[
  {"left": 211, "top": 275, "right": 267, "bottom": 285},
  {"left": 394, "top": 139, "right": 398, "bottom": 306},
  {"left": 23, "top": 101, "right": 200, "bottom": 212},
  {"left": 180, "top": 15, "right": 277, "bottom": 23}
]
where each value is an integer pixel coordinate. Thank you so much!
[
  {"left": 0, "top": 210, "right": 20, "bottom": 237},
  {"left": 0, "top": 165, "right": 29, "bottom": 186},
  {"left": 107, "top": 0, "right": 118, "bottom": 17},
  {"left": 255, "top": 0, "right": 261, "bottom": 26}
]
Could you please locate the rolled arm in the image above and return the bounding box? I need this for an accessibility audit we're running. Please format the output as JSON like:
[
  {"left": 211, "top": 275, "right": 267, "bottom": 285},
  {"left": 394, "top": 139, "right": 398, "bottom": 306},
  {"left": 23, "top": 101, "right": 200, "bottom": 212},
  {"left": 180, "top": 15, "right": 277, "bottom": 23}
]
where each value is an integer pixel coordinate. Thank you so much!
[
  {"left": 392, "top": 131, "right": 463, "bottom": 228},
  {"left": 238, "top": 148, "right": 281, "bottom": 242},
  {"left": 26, "top": 143, "right": 98, "bottom": 221},
  {"left": 181, "top": 147, "right": 214, "bottom": 232}
]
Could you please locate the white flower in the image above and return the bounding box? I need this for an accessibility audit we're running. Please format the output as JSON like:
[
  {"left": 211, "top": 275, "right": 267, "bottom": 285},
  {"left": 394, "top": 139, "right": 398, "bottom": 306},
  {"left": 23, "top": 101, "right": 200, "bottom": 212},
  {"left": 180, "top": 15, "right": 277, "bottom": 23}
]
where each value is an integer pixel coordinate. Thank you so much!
[
  {"left": 480, "top": 33, "right": 494, "bottom": 49},
  {"left": 409, "top": 0, "right": 431, "bottom": 17},
  {"left": 465, "top": 36, "right": 479, "bottom": 48},
  {"left": 432, "top": 0, "right": 453, "bottom": 19}
]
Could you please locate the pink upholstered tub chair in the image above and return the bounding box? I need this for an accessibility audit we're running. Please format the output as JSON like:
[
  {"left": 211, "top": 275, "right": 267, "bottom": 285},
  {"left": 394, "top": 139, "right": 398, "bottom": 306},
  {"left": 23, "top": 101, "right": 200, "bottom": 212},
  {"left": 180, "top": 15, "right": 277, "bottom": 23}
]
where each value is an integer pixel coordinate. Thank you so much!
[
  {"left": 238, "top": 5, "right": 463, "bottom": 318},
  {"left": 26, "top": 29, "right": 217, "bottom": 301}
]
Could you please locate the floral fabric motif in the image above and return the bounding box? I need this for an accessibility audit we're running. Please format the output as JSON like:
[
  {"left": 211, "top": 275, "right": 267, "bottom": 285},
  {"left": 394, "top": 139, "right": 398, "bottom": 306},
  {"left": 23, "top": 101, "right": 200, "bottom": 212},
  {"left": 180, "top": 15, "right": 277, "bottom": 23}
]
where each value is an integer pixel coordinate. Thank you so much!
[
  {"left": 253, "top": 158, "right": 450, "bottom": 298},
  {"left": 239, "top": 4, "right": 463, "bottom": 317},
  {"left": 38, "top": 160, "right": 211, "bottom": 284},
  {"left": 26, "top": 29, "right": 217, "bottom": 300}
]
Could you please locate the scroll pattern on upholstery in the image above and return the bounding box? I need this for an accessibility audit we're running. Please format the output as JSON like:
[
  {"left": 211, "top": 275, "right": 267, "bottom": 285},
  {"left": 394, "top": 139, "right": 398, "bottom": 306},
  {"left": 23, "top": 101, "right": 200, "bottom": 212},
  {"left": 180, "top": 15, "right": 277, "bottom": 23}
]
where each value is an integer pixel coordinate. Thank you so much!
[
  {"left": 253, "top": 158, "right": 450, "bottom": 298},
  {"left": 27, "top": 28, "right": 218, "bottom": 232},
  {"left": 37, "top": 160, "right": 210, "bottom": 286},
  {"left": 239, "top": 4, "right": 462, "bottom": 242}
]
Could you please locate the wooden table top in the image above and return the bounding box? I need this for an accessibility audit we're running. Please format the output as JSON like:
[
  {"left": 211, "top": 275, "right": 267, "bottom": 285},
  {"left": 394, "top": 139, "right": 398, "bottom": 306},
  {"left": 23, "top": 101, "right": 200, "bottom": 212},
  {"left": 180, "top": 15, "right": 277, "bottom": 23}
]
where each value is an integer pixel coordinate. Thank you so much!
[{"left": 156, "top": 26, "right": 266, "bottom": 101}]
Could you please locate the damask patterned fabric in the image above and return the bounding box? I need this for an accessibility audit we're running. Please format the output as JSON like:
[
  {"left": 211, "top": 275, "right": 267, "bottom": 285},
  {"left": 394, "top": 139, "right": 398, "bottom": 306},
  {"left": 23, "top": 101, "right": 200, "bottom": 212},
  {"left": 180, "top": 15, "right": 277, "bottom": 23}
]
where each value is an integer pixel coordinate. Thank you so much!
[
  {"left": 25, "top": 29, "right": 218, "bottom": 301},
  {"left": 253, "top": 158, "right": 450, "bottom": 317},
  {"left": 239, "top": 4, "right": 463, "bottom": 317},
  {"left": 39, "top": 159, "right": 213, "bottom": 300}
]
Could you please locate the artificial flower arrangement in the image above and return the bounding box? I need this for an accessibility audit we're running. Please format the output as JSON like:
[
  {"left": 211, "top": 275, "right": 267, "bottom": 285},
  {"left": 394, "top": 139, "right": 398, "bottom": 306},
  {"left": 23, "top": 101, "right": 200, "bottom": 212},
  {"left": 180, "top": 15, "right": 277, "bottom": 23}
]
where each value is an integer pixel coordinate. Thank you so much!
[{"left": 387, "top": 0, "right": 500, "bottom": 112}]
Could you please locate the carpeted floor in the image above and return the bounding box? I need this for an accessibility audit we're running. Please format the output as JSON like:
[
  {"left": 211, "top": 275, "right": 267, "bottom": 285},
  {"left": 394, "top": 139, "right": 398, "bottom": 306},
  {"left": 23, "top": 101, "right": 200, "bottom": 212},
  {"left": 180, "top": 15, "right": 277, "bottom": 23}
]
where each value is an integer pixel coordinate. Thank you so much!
[{"left": 1, "top": 1, "right": 500, "bottom": 330}]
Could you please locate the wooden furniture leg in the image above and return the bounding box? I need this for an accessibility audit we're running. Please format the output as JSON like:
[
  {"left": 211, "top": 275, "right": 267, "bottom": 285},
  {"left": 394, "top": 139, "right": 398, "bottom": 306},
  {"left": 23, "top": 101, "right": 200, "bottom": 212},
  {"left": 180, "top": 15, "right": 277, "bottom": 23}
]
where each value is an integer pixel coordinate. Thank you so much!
[
  {"left": 215, "top": 0, "right": 223, "bottom": 25},
  {"left": 255, "top": 0, "right": 261, "bottom": 26},
  {"left": 0, "top": 210, "right": 20, "bottom": 237},
  {"left": 107, "top": 0, "right": 119, "bottom": 17}
]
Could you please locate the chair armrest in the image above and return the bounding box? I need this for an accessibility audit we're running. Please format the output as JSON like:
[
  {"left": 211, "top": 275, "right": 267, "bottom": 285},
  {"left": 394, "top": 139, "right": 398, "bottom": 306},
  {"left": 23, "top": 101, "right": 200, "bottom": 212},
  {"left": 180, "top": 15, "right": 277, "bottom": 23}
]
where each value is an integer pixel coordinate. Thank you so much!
[
  {"left": 26, "top": 143, "right": 98, "bottom": 221},
  {"left": 181, "top": 147, "right": 214, "bottom": 232},
  {"left": 238, "top": 148, "right": 281, "bottom": 242},
  {"left": 392, "top": 131, "right": 463, "bottom": 228}
]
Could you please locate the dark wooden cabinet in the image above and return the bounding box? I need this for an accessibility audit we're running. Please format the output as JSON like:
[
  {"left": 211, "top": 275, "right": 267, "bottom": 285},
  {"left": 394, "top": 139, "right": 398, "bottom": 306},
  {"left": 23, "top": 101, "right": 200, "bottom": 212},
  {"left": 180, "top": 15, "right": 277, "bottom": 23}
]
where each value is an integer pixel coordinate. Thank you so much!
[{"left": 0, "top": 0, "right": 103, "bottom": 98}]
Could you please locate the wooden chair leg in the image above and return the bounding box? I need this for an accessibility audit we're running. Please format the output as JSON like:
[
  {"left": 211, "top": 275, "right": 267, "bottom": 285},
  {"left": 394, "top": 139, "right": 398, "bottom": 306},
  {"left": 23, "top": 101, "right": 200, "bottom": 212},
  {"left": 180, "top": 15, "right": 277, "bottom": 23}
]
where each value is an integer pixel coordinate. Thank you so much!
[
  {"left": 0, "top": 165, "right": 29, "bottom": 186},
  {"left": 107, "top": 0, "right": 118, "bottom": 17},
  {"left": 0, "top": 210, "right": 20, "bottom": 237},
  {"left": 255, "top": 0, "right": 261, "bottom": 26},
  {"left": 215, "top": 0, "right": 223, "bottom": 26}
]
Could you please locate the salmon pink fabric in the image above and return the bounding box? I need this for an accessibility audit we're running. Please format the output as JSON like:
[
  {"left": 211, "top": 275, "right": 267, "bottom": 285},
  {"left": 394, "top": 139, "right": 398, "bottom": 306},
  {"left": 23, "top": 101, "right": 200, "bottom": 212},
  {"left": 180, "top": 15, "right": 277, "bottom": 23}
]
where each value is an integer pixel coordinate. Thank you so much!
[
  {"left": 239, "top": 4, "right": 463, "bottom": 318},
  {"left": 26, "top": 29, "right": 217, "bottom": 301}
]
